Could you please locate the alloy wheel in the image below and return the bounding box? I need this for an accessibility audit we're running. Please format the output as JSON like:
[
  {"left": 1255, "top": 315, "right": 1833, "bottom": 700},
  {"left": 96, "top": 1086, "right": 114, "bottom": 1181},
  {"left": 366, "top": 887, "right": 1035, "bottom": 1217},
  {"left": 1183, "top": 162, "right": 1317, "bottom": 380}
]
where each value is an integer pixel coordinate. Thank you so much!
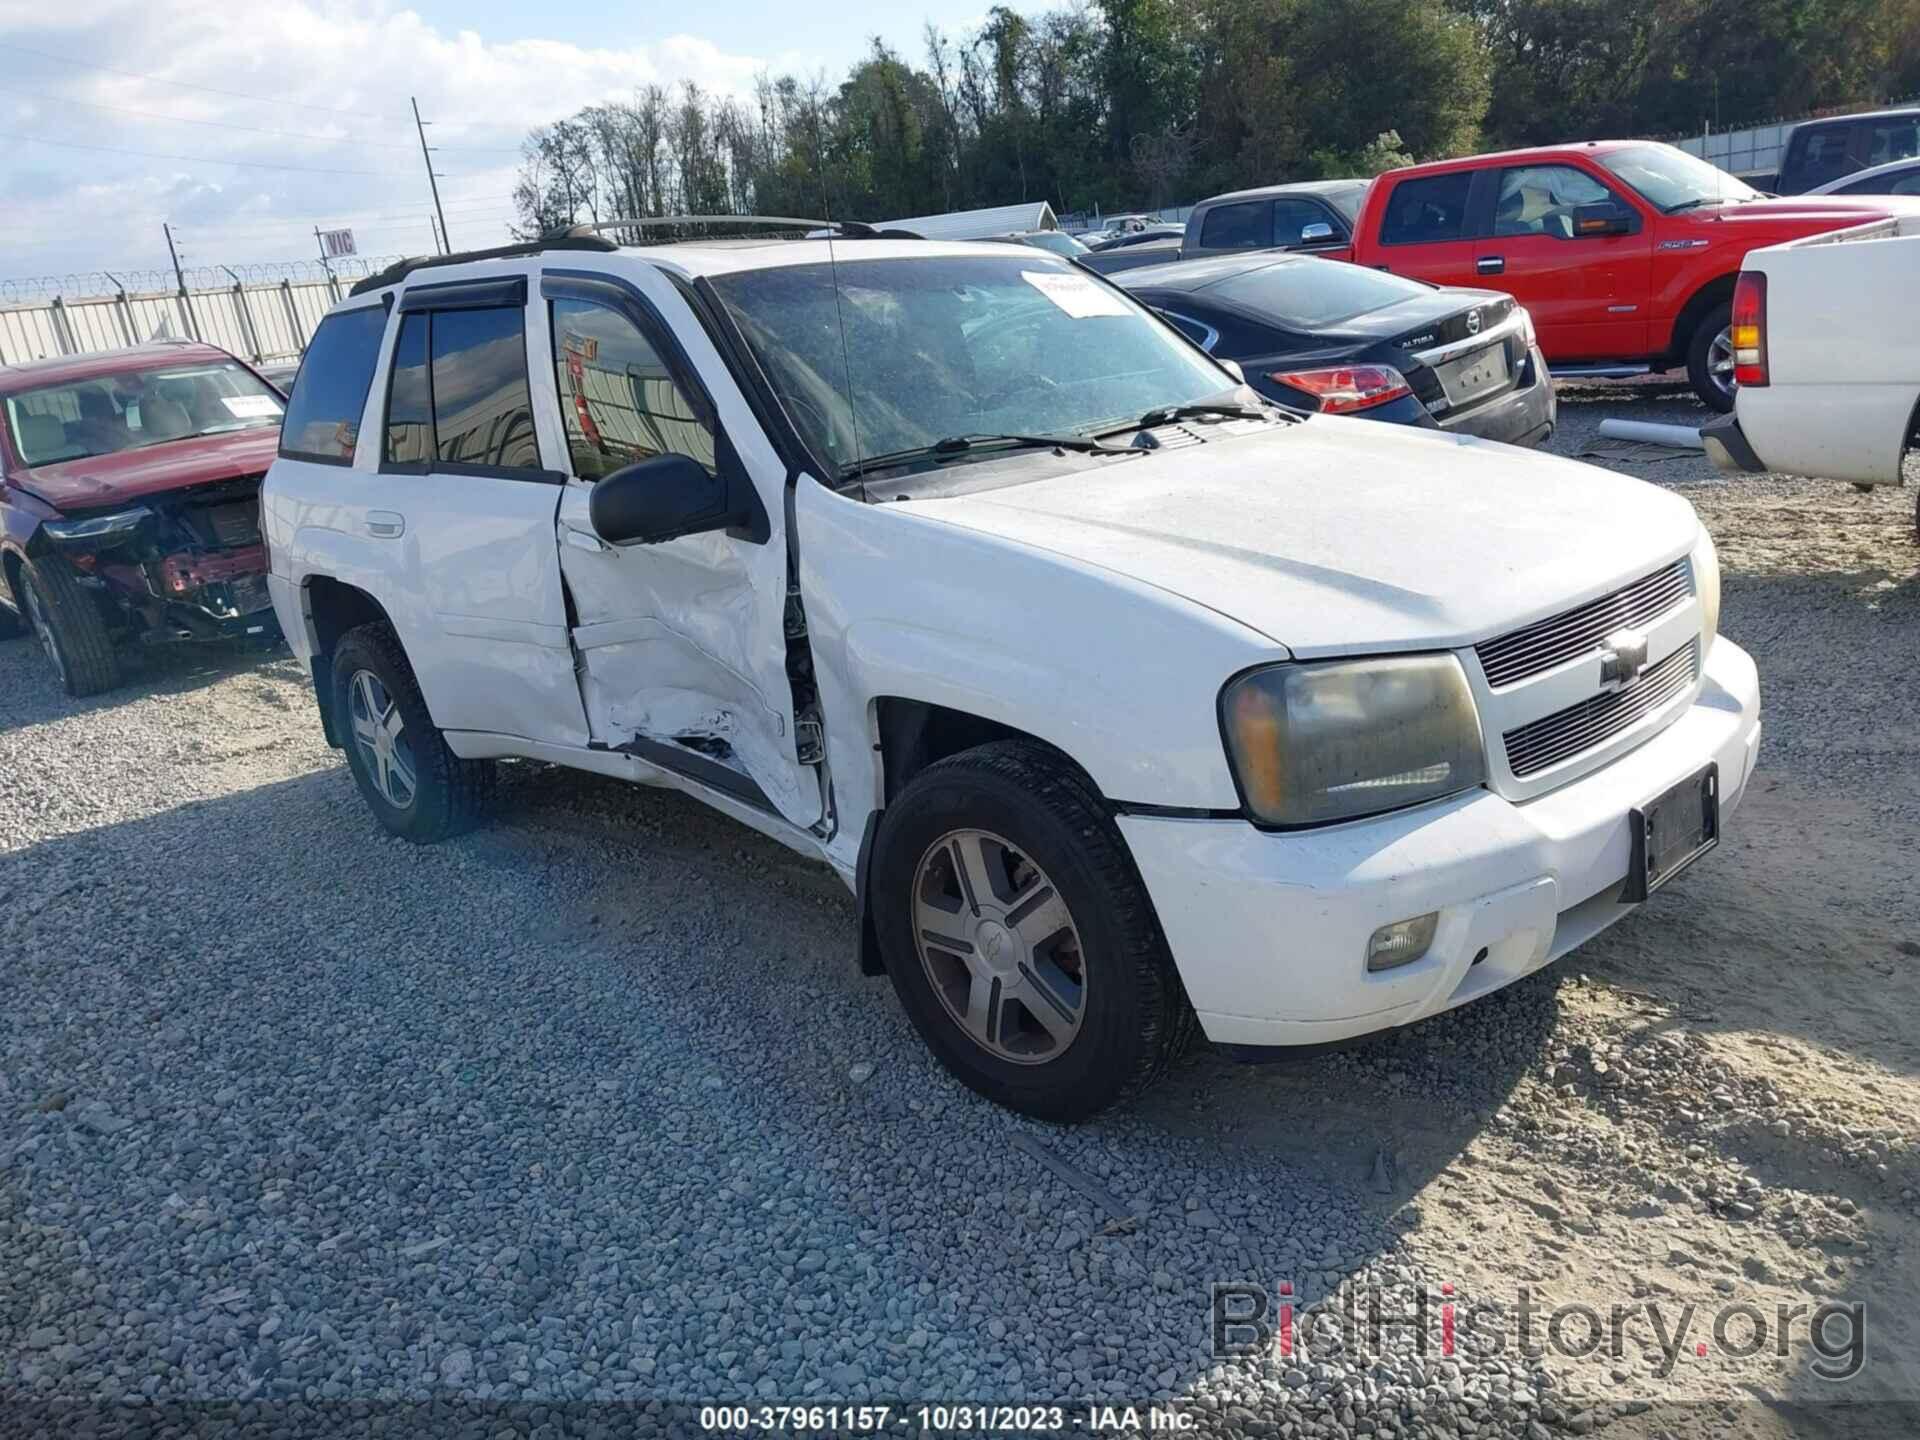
[
  {"left": 347, "top": 668, "right": 417, "bottom": 809},
  {"left": 911, "top": 828, "right": 1087, "bottom": 1064},
  {"left": 1706, "top": 324, "right": 1738, "bottom": 405},
  {"left": 22, "top": 577, "right": 64, "bottom": 686}
]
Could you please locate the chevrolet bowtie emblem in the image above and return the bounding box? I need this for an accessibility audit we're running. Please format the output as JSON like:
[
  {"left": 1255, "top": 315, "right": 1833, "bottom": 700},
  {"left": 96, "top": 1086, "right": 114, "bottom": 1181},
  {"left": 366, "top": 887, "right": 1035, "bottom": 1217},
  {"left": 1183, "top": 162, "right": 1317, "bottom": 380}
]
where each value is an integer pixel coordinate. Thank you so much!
[{"left": 1599, "top": 629, "right": 1651, "bottom": 686}]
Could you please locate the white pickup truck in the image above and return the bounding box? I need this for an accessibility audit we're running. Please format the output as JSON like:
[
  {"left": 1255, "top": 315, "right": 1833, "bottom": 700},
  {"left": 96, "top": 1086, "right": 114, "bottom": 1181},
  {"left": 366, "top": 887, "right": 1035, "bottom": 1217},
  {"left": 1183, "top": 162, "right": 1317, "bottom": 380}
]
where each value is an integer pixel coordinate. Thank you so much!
[
  {"left": 264, "top": 226, "right": 1760, "bottom": 1120},
  {"left": 1703, "top": 214, "right": 1920, "bottom": 533}
]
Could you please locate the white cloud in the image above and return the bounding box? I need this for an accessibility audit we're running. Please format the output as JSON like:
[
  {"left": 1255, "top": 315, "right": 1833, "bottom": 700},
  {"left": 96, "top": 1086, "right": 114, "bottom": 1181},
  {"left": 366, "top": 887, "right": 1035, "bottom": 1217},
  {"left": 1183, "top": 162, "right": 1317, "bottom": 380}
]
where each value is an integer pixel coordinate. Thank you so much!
[{"left": 0, "top": 0, "right": 816, "bottom": 279}]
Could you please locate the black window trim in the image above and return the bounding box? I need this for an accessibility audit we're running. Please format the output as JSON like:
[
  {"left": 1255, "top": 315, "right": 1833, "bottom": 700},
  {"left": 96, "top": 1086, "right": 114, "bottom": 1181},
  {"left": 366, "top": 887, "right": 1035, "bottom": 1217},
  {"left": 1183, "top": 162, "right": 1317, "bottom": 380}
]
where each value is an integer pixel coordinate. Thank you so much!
[
  {"left": 275, "top": 296, "right": 392, "bottom": 468},
  {"left": 375, "top": 292, "right": 562, "bottom": 484}
]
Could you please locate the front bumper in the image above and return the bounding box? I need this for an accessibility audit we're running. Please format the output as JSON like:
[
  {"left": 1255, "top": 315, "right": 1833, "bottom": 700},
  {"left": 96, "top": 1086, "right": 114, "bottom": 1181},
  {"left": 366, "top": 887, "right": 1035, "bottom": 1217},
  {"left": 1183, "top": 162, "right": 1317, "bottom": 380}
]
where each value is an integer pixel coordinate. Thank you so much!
[{"left": 1120, "top": 638, "right": 1760, "bottom": 1048}]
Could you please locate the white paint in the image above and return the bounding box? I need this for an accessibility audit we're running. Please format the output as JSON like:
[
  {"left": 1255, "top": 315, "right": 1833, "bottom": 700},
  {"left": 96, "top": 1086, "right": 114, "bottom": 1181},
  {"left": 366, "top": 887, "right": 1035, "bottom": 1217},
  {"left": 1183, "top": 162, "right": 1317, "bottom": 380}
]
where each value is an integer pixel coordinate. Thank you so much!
[
  {"left": 265, "top": 236, "right": 1762, "bottom": 1061},
  {"left": 1718, "top": 215, "right": 1920, "bottom": 486}
]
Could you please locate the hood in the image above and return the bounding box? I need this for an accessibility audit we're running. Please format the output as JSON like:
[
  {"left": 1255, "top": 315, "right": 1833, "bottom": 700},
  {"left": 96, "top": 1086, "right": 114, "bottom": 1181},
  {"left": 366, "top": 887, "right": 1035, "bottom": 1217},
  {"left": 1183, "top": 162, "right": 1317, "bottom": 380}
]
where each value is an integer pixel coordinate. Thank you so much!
[
  {"left": 14, "top": 427, "right": 281, "bottom": 511},
  {"left": 1678, "top": 193, "right": 1920, "bottom": 226},
  {"left": 905, "top": 418, "right": 1699, "bottom": 656}
]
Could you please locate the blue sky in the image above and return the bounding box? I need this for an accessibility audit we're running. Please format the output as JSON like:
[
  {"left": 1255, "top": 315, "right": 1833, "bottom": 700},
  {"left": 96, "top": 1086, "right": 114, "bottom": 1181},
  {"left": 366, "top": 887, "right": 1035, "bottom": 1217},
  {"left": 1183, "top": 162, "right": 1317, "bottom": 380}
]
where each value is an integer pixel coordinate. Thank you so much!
[{"left": 0, "top": 0, "right": 1035, "bottom": 283}]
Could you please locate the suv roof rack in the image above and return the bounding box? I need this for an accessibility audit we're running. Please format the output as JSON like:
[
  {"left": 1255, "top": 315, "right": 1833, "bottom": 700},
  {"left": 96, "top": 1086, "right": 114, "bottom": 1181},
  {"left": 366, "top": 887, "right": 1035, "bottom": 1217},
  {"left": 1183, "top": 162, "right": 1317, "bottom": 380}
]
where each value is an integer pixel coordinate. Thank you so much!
[
  {"left": 560, "top": 215, "right": 892, "bottom": 239},
  {"left": 345, "top": 216, "right": 925, "bottom": 297},
  {"left": 347, "top": 235, "right": 620, "bottom": 297}
]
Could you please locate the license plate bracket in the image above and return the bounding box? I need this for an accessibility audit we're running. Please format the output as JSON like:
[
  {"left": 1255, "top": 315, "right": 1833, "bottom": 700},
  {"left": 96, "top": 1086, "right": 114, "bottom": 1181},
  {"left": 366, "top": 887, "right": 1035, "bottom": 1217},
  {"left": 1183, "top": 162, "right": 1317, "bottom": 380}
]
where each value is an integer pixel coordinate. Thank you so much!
[
  {"left": 1623, "top": 762, "right": 1719, "bottom": 902},
  {"left": 1437, "top": 342, "right": 1512, "bottom": 408}
]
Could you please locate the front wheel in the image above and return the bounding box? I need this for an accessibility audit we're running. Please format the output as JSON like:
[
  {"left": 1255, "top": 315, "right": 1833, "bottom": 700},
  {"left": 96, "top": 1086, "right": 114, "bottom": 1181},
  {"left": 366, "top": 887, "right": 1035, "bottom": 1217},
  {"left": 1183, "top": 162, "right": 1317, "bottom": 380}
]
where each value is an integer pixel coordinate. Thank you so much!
[
  {"left": 870, "top": 740, "right": 1194, "bottom": 1122},
  {"left": 1686, "top": 302, "right": 1737, "bottom": 413},
  {"left": 331, "top": 623, "right": 494, "bottom": 843},
  {"left": 20, "top": 555, "right": 118, "bottom": 696}
]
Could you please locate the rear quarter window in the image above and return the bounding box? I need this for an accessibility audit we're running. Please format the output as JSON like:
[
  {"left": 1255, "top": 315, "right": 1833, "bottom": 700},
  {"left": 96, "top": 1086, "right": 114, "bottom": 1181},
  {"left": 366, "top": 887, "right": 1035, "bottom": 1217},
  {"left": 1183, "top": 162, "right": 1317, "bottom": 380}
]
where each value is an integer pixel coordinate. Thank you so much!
[
  {"left": 1380, "top": 173, "right": 1474, "bottom": 245},
  {"left": 279, "top": 304, "right": 390, "bottom": 464},
  {"left": 1198, "top": 202, "right": 1270, "bottom": 251}
]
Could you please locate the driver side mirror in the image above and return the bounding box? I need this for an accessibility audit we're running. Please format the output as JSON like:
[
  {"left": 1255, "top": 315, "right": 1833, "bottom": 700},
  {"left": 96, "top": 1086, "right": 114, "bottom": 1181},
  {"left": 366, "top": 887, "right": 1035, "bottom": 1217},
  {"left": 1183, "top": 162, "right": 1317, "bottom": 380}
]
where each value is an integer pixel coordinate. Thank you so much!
[
  {"left": 1572, "top": 202, "right": 1634, "bottom": 237},
  {"left": 588, "top": 452, "right": 766, "bottom": 547},
  {"left": 1299, "top": 222, "right": 1336, "bottom": 243}
]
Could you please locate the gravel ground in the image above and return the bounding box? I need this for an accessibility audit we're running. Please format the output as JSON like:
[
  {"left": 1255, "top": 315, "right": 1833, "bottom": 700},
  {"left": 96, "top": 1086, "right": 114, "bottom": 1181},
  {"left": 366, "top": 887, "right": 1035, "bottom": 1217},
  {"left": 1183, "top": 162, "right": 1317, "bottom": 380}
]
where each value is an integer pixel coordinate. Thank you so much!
[{"left": 3, "top": 384, "right": 1918, "bottom": 1438}]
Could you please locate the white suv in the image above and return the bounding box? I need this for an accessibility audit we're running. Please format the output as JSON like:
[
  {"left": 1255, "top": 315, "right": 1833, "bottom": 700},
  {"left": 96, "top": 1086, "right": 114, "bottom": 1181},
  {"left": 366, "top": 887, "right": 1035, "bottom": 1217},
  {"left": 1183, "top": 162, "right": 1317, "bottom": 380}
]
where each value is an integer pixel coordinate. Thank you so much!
[{"left": 264, "top": 227, "right": 1761, "bottom": 1121}]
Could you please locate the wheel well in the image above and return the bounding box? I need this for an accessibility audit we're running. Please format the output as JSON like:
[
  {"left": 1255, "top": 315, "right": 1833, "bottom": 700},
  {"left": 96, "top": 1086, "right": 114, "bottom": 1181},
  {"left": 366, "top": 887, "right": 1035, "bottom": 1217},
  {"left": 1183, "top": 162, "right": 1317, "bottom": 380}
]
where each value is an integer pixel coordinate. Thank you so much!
[
  {"left": 855, "top": 699, "right": 1101, "bottom": 977},
  {"left": 303, "top": 577, "right": 397, "bottom": 749},
  {"left": 1666, "top": 274, "right": 1737, "bottom": 363},
  {"left": 876, "top": 697, "right": 1075, "bottom": 804}
]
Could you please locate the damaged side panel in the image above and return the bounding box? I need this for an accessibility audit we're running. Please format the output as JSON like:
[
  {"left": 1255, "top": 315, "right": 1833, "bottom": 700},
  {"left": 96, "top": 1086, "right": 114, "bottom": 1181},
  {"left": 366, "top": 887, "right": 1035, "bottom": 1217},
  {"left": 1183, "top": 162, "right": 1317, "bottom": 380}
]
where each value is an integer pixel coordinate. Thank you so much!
[{"left": 557, "top": 506, "right": 820, "bottom": 827}]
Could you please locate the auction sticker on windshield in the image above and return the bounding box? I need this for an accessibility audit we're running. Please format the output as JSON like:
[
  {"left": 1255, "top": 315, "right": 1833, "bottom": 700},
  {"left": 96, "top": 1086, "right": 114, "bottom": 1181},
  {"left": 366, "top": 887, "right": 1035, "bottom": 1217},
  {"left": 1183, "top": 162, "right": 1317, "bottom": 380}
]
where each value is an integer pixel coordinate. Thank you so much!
[
  {"left": 221, "top": 394, "right": 282, "bottom": 418},
  {"left": 1023, "top": 269, "right": 1131, "bottom": 319}
]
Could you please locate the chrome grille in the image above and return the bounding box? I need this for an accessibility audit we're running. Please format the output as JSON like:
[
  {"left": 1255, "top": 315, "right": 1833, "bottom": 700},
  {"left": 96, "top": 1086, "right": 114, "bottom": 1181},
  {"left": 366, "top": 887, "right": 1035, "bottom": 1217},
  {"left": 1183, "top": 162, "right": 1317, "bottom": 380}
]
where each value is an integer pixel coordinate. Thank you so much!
[
  {"left": 1476, "top": 560, "right": 1692, "bottom": 689},
  {"left": 1503, "top": 640, "right": 1699, "bottom": 779}
]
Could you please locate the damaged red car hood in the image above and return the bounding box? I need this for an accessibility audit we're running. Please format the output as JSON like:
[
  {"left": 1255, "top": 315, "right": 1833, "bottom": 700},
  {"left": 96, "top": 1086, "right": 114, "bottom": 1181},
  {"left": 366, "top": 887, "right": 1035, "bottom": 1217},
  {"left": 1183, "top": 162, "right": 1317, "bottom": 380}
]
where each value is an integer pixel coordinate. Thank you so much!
[{"left": 15, "top": 428, "right": 281, "bottom": 512}]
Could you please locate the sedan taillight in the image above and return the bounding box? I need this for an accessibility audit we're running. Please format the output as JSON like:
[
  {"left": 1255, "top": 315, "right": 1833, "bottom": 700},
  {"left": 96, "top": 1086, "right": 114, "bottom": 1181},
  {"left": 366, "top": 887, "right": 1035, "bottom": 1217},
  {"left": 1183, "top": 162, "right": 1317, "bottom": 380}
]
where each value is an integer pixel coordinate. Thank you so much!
[
  {"left": 1269, "top": 364, "right": 1412, "bottom": 415},
  {"left": 1731, "top": 272, "right": 1768, "bottom": 388}
]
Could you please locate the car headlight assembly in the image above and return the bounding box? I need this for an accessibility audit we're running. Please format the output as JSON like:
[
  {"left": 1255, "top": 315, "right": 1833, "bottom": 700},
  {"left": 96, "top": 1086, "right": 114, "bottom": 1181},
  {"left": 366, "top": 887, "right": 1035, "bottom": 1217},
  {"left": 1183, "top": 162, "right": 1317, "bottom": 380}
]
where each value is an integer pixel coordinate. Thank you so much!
[
  {"left": 42, "top": 507, "right": 152, "bottom": 546},
  {"left": 1692, "top": 526, "right": 1720, "bottom": 659},
  {"left": 1220, "top": 654, "right": 1488, "bottom": 828}
]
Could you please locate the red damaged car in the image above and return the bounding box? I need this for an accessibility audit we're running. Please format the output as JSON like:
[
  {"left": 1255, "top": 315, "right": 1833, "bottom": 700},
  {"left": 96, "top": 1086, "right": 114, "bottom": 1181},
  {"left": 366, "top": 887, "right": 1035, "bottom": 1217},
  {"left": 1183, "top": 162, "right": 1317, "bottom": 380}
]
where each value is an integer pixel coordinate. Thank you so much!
[{"left": 0, "top": 341, "right": 286, "bottom": 696}]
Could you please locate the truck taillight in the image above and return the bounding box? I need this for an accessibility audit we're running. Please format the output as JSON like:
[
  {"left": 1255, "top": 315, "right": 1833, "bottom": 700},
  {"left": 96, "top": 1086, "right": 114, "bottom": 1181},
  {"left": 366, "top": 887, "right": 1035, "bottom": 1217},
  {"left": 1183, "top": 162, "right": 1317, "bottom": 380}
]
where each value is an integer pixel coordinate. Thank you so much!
[
  {"left": 1731, "top": 272, "right": 1767, "bottom": 388},
  {"left": 1269, "top": 364, "right": 1412, "bottom": 415}
]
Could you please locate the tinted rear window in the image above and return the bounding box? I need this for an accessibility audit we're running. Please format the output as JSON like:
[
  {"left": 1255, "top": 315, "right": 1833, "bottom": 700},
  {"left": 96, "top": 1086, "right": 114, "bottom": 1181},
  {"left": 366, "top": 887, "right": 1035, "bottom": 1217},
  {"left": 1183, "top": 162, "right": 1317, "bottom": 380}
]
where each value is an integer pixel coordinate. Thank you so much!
[
  {"left": 1381, "top": 173, "right": 1473, "bottom": 245},
  {"left": 1199, "top": 202, "right": 1270, "bottom": 250},
  {"left": 1207, "top": 262, "right": 1433, "bottom": 328},
  {"left": 280, "top": 304, "right": 389, "bottom": 463}
]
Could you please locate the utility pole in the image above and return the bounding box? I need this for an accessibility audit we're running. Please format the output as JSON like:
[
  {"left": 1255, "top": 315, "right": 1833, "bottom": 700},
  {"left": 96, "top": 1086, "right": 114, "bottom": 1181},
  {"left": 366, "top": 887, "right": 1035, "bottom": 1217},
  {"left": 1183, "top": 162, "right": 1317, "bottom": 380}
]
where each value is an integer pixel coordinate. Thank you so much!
[
  {"left": 429, "top": 213, "right": 444, "bottom": 255},
  {"left": 162, "top": 222, "right": 200, "bottom": 340},
  {"left": 413, "top": 97, "right": 450, "bottom": 253}
]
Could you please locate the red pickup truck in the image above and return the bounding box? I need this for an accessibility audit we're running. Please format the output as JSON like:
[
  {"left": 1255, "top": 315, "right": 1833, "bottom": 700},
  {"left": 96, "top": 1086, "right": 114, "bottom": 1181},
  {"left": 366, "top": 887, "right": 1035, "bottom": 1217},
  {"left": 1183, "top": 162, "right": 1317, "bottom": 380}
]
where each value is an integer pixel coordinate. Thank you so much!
[{"left": 1346, "top": 140, "right": 1916, "bottom": 410}]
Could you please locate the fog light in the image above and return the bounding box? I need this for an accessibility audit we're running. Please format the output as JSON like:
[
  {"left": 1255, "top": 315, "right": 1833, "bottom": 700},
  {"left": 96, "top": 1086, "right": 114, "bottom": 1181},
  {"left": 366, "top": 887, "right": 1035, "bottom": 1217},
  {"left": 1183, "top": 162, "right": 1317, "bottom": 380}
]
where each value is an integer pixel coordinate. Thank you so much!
[{"left": 1367, "top": 912, "right": 1439, "bottom": 972}]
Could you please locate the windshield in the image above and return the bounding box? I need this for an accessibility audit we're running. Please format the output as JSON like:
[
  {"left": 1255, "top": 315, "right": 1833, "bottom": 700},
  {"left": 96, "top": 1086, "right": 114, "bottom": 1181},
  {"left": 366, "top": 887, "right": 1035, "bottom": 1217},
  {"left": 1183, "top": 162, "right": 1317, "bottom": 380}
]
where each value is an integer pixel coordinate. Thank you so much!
[
  {"left": 1204, "top": 259, "right": 1433, "bottom": 328},
  {"left": 1596, "top": 144, "right": 1758, "bottom": 212},
  {"left": 3, "top": 360, "right": 284, "bottom": 466},
  {"left": 711, "top": 254, "right": 1233, "bottom": 478},
  {"left": 1324, "top": 182, "right": 1369, "bottom": 223}
]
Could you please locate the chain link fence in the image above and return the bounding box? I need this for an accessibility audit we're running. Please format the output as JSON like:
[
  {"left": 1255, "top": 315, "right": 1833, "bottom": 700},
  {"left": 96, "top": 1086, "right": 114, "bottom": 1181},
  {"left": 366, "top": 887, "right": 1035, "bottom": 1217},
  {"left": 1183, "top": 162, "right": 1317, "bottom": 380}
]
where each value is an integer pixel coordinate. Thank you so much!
[{"left": 0, "top": 257, "right": 402, "bottom": 370}]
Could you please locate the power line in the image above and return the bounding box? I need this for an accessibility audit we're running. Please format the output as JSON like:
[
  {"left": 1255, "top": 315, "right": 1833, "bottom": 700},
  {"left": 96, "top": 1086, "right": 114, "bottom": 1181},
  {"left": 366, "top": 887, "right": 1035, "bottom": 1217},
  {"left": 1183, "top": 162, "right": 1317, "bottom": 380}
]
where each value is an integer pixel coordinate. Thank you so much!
[
  {"left": 0, "top": 82, "right": 522, "bottom": 154},
  {"left": 0, "top": 40, "right": 390, "bottom": 119},
  {"left": 0, "top": 129, "right": 434, "bottom": 177}
]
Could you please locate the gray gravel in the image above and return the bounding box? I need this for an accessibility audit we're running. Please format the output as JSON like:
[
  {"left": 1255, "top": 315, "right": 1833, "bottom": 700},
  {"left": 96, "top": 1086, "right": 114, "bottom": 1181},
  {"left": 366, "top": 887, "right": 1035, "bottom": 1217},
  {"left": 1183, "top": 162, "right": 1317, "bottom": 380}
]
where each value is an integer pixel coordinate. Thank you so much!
[{"left": 3, "top": 388, "right": 1918, "bottom": 1438}]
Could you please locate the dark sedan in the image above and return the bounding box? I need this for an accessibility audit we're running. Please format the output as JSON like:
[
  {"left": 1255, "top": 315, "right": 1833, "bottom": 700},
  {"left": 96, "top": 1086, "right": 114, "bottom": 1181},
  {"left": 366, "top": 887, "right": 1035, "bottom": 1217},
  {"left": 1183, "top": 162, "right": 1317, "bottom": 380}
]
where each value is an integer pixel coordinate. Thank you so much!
[{"left": 1115, "top": 254, "right": 1557, "bottom": 447}]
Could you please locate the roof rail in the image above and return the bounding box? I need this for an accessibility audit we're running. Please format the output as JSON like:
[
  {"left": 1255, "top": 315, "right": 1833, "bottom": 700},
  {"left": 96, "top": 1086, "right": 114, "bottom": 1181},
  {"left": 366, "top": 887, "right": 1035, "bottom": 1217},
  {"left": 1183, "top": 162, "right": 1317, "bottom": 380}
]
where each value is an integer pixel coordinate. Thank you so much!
[
  {"left": 346, "top": 235, "right": 619, "bottom": 297},
  {"left": 561, "top": 215, "right": 884, "bottom": 239}
]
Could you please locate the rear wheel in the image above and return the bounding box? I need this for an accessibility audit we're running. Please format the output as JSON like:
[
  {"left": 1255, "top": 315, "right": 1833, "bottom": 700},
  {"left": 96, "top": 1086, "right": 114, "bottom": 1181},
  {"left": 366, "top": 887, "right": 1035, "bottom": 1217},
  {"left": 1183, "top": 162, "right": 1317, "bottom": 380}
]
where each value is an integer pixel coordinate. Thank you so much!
[
  {"left": 1685, "top": 301, "right": 1736, "bottom": 413},
  {"left": 871, "top": 740, "right": 1194, "bottom": 1122},
  {"left": 331, "top": 623, "right": 494, "bottom": 843},
  {"left": 20, "top": 555, "right": 118, "bottom": 696}
]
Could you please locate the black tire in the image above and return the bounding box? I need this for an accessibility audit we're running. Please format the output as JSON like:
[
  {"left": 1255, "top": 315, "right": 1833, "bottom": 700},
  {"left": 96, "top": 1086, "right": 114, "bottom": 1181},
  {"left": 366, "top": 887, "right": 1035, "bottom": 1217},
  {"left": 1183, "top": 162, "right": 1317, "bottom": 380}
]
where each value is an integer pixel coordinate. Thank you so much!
[
  {"left": 1685, "top": 301, "right": 1736, "bottom": 413},
  {"left": 870, "top": 740, "right": 1195, "bottom": 1122},
  {"left": 330, "top": 623, "right": 494, "bottom": 843},
  {"left": 20, "top": 555, "right": 119, "bottom": 696}
]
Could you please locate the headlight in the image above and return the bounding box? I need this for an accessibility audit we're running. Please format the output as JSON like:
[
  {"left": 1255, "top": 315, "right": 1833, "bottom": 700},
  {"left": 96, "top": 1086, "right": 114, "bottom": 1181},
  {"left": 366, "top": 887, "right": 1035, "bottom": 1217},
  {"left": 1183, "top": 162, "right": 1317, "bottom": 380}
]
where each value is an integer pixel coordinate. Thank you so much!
[
  {"left": 1516, "top": 305, "right": 1537, "bottom": 347},
  {"left": 1220, "top": 654, "right": 1487, "bottom": 827},
  {"left": 1692, "top": 527, "right": 1720, "bottom": 658},
  {"left": 42, "top": 507, "right": 151, "bottom": 544}
]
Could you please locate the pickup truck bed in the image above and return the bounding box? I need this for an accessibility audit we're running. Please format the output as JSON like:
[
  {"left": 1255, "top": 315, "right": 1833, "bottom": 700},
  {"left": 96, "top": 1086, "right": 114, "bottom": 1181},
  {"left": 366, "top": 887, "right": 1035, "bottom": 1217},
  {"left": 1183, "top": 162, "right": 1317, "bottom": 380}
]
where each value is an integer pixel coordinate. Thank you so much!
[{"left": 1703, "top": 214, "right": 1920, "bottom": 526}]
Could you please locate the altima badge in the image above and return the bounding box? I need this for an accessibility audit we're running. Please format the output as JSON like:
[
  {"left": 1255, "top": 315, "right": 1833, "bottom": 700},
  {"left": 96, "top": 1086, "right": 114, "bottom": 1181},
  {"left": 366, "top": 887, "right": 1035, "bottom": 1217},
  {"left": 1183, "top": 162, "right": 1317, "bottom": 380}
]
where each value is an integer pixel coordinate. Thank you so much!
[{"left": 1466, "top": 309, "right": 1482, "bottom": 335}]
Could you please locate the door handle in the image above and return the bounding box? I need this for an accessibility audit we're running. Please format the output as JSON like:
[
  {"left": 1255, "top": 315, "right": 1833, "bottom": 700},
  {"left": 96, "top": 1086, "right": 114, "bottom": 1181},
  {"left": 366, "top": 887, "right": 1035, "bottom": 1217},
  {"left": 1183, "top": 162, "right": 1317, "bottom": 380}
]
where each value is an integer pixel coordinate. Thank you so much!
[
  {"left": 1476, "top": 256, "right": 1506, "bottom": 275},
  {"left": 561, "top": 524, "right": 609, "bottom": 554},
  {"left": 366, "top": 511, "right": 405, "bottom": 539}
]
